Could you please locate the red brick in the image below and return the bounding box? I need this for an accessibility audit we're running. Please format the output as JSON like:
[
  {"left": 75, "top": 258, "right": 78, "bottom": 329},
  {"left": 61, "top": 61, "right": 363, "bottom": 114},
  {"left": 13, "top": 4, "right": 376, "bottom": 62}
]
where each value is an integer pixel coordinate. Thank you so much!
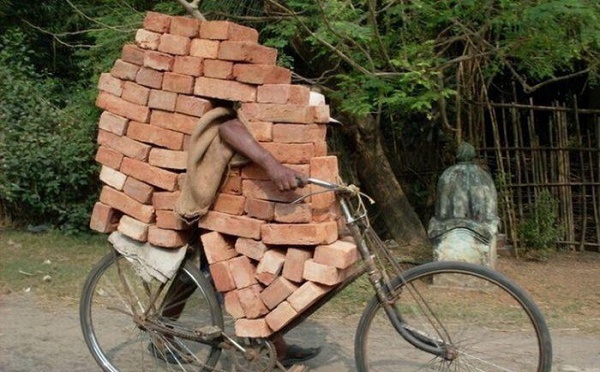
[
  {"left": 152, "top": 191, "right": 180, "bottom": 210},
  {"left": 246, "top": 121, "right": 272, "bottom": 141},
  {"left": 256, "top": 249, "right": 286, "bottom": 275},
  {"left": 144, "top": 50, "right": 174, "bottom": 71},
  {"left": 224, "top": 290, "right": 245, "bottom": 319},
  {"left": 314, "top": 240, "right": 359, "bottom": 269},
  {"left": 173, "top": 56, "right": 203, "bottom": 76},
  {"left": 313, "top": 104, "right": 331, "bottom": 123},
  {"left": 200, "top": 21, "right": 259, "bottom": 42},
  {"left": 190, "top": 39, "right": 219, "bottom": 58},
  {"left": 303, "top": 259, "right": 346, "bottom": 285},
  {"left": 98, "top": 111, "right": 128, "bottom": 136},
  {"left": 96, "top": 91, "right": 150, "bottom": 123},
  {"left": 282, "top": 248, "right": 313, "bottom": 283},
  {"left": 120, "top": 157, "right": 179, "bottom": 191},
  {"left": 148, "top": 89, "right": 177, "bottom": 111},
  {"left": 261, "top": 142, "right": 315, "bottom": 164},
  {"left": 209, "top": 260, "right": 236, "bottom": 292},
  {"left": 241, "top": 180, "right": 309, "bottom": 203},
  {"left": 194, "top": 77, "right": 256, "bottom": 102},
  {"left": 203, "top": 59, "right": 233, "bottom": 79},
  {"left": 199, "top": 211, "right": 264, "bottom": 239},
  {"left": 265, "top": 301, "right": 297, "bottom": 332},
  {"left": 99, "top": 186, "right": 155, "bottom": 223},
  {"left": 111, "top": 59, "right": 140, "bottom": 81},
  {"left": 233, "top": 64, "right": 291, "bottom": 85},
  {"left": 89, "top": 202, "right": 119, "bottom": 233},
  {"left": 257, "top": 84, "right": 310, "bottom": 105},
  {"left": 95, "top": 145, "right": 124, "bottom": 170},
  {"left": 255, "top": 272, "right": 277, "bottom": 286},
  {"left": 158, "top": 33, "right": 191, "bottom": 55},
  {"left": 169, "top": 16, "right": 199, "bottom": 37},
  {"left": 143, "top": 12, "right": 171, "bottom": 33},
  {"left": 135, "top": 29, "right": 161, "bottom": 50},
  {"left": 200, "top": 231, "right": 238, "bottom": 264},
  {"left": 239, "top": 103, "right": 314, "bottom": 123},
  {"left": 229, "top": 256, "right": 258, "bottom": 289},
  {"left": 99, "top": 166, "right": 127, "bottom": 190},
  {"left": 287, "top": 281, "right": 330, "bottom": 313},
  {"left": 212, "top": 193, "right": 245, "bottom": 215},
  {"left": 272, "top": 124, "right": 326, "bottom": 144},
  {"left": 148, "top": 225, "right": 187, "bottom": 248},
  {"left": 234, "top": 237, "right": 268, "bottom": 261},
  {"left": 149, "top": 148, "right": 187, "bottom": 170},
  {"left": 274, "top": 203, "right": 312, "bottom": 223},
  {"left": 261, "top": 221, "right": 338, "bottom": 246},
  {"left": 220, "top": 173, "right": 242, "bottom": 194},
  {"left": 218, "top": 41, "right": 277, "bottom": 65},
  {"left": 314, "top": 141, "right": 328, "bottom": 157},
  {"left": 240, "top": 163, "right": 308, "bottom": 181},
  {"left": 157, "top": 210, "right": 189, "bottom": 230},
  {"left": 175, "top": 95, "right": 212, "bottom": 117},
  {"left": 98, "top": 73, "right": 123, "bottom": 96},
  {"left": 123, "top": 177, "right": 154, "bottom": 204},
  {"left": 310, "top": 156, "right": 339, "bottom": 218},
  {"left": 117, "top": 215, "right": 149, "bottom": 241},
  {"left": 135, "top": 67, "right": 164, "bottom": 89},
  {"left": 121, "top": 44, "right": 145, "bottom": 65},
  {"left": 97, "top": 130, "right": 151, "bottom": 161},
  {"left": 238, "top": 284, "right": 268, "bottom": 318},
  {"left": 234, "top": 318, "right": 272, "bottom": 338},
  {"left": 150, "top": 110, "right": 198, "bottom": 135},
  {"left": 244, "top": 198, "right": 274, "bottom": 221},
  {"left": 260, "top": 277, "right": 298, "bottom": 310},
  {"left": 121, "top": 81, "right": 150, "bottom": 106},
  {"left": 126, "top": 121, "right": 184, "bottom": 150}
]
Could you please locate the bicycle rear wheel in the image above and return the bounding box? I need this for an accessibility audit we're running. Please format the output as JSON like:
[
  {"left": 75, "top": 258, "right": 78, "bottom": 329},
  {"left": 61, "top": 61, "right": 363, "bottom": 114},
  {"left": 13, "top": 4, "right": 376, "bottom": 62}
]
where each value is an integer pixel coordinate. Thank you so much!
[
  {"left": 80, "top": 251, "right": 224, "bottom": 372},
  {"left": 355, "top": 261, "right": 552, "bottom": 371}
]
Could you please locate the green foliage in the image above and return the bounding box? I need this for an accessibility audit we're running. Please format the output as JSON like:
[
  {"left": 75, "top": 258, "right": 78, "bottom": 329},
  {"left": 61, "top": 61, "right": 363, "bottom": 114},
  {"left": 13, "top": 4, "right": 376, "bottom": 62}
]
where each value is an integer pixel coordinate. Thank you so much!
[{"left": 517, "top": 189, "right": 563, "bottom": 255}]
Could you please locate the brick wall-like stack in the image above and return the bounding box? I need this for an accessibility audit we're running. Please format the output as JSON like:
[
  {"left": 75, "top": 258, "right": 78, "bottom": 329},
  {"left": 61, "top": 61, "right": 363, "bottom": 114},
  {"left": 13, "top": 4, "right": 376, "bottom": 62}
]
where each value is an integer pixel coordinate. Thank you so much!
[{"left": 89, "top": 11, "right": 360, "bottom": 338}]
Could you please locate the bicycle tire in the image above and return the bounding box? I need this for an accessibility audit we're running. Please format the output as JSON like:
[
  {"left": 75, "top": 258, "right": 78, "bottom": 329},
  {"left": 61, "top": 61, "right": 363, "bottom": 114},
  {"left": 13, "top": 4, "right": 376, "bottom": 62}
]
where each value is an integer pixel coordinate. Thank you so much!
[
  {"left": 355, "top": 261, "right": 552, "bottom": 371},
  {"left": 80, "top": 251, "right": 224, "bottom": 372}
]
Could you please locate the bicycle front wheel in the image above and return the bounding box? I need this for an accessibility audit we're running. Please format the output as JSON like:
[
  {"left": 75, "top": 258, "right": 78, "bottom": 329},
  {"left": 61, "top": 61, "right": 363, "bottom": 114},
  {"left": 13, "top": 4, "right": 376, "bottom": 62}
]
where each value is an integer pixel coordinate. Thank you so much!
[
  {"left": 80, "top": 251, "right": 224, "bottom": 372},
  {"left": 355, "top": 261, "right": 552, "bottom": 371}
]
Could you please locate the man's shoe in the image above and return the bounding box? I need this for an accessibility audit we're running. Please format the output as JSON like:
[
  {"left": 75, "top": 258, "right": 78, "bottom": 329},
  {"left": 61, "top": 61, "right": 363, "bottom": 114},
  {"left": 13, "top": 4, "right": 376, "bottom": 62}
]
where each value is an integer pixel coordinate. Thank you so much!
[{"left": 280, "top": 345, "right": 322, "bottom": 368}]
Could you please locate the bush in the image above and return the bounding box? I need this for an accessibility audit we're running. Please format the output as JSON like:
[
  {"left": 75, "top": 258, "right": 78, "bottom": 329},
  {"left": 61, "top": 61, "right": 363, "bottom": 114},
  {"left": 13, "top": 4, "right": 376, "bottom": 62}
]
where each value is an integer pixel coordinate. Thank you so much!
[{"left": 517, "top": 189, "right": 563, "bottom": 258}]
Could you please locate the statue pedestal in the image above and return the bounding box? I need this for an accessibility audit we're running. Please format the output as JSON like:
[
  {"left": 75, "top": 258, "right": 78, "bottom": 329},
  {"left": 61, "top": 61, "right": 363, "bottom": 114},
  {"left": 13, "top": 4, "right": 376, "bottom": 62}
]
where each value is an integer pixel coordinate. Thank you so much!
[{"left": 431, "top": 227, "right": 497, "bottom": 269}]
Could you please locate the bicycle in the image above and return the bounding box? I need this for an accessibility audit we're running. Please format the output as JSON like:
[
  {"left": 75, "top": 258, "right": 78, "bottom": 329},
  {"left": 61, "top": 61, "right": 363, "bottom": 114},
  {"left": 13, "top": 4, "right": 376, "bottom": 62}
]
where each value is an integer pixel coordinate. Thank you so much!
[{"left": 80, "top": 177, "right": 553, "bottom": 371}]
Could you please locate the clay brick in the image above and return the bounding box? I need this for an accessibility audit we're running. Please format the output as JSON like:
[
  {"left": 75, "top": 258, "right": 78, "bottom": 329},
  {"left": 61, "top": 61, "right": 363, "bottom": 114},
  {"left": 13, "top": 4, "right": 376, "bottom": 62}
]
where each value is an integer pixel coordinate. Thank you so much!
[
  {"left": 148, "top": 225, "right": 187, "bottom": 248},
  {"left": 194, "top": 77, "right": 256, "bottom": 102},
  {"left": 148, "top": 89, "right": 177, "bottom": 111},
  {"left": 224, "top": 290, "right": 245, "bottom": 319},
  {"left": 260, "top": 142, "right": 315, "bottom": 164},
  {"left": 89, "top": 202, "right": 118, "bottom": 233},
  {"left": 260, "top": 277, "right": 299, "bottom": 310},
  {"left": 126, "top": 121, "right": 184, "bottom": 150},
  {"left": 244, "top": 198, "right": 275, "bottom": 221},
  {"left": 246, "top": 121, "right": 272, "bottom": 142},
  {"left": 218, "top": 41, "right": 277, "bottom": 65},
  {"left": 169, "top": 16, "right": 199, "bottom": 37},
  {"left": 135, "top": 29, "right": 161, "bottom": 50},
  {"left": 238, "top": 284, "right": 268, "bottom": 318},
  {"left": 272, "top": 124, "right": 326, "bottom": 144},
  {"left": 135, "top": 67, "right": 163, "bottom": 89},
  {"left": 150, "top": 110, "right": 198, "bottom": 135},
  {"left": 287, "top": 281, "right": 330, "bottom": 313},
  {"left": 121, "top": 44, "right": 145, "bottom": 65},
  {"left": 242, "top": 180, "right": 309, "bottom": 203},
  {"left": 203, "top": 59, "right": 233, "bottom": 79},
  {"left": 121, "top": 81, "right": 150, "bottom": 106},
  {"left": 257, "top": 84, "right": 310, "bottom": 105},
  {"left": 97, "top": 130, "right": 151, "bottom": 161},
  {"left": 310, "top": 156, "right": 339, "bottom": 217},
  {"left": 261, "top": 221, "right": 338, "bottom": 246},
  {"left": 152, "top": 191, "right": 180, "bottom": 210},
  {"left": 190, "top": 39, "right": 219, "bottom": 59},
  {"left": 96, "top": 91, "right": 150, "bottom": 123},
  {"left": 117, "top": 215, "right": 149, "bottom": 241},
  {"left": 199, "top": 211, "right": 264, "bottom": 240},
  {"left": 209, "top": 260, "right": 236, "bottom": 292},
  {"left": 120, "top": 157, "right": 179, "bottom": 191},
  {"left": 173, "top": 56, "right": 203, "bottom": 77},
  {"left": 241, "top": 163, "right": 309, "bottom": 181},
  {"left": 212, "top": 193, "right": 245, "bottom": 215},
  {"left": 175, "top": 95, "right": 212, "bottom": 117},
  {"left": 229, "top": 256, "right": 258, "bottom": 289},
  {"left": 143, "top": 12, "right": 171, "bottom": 33},
  {"left": 314, "top": 141, "right": 328, "bottom": 157},
  {"left": 149, "top": 148, "right": 187, "bottom": 170},
  {"left": 234, "top": 237, "right": 268, "bottom": 261},
  {"left": 274, "top": 203, "right": 312, "bottom": 223},
  {"left": 163, "top": 72, "right": 194, "bottom": 94},
  {"left": 312, "top": 104, "right": 331, "bottom": 123},
  {"left": 158, "top": 33, "right": 191, "bottom": 55},
  {"left": 99, "top": 186, "right": 155, "bottom": 223},
  {"left": 99, "top": 166, "right": 127, "bottom": 190},
  {"left": 239, "top": 103, "right": 313, "bottom": 123},
  {"left": 123, "top": 177, "right": 154, "bottom": 204},
  {"left": 220, "top": 173, "right": 242, "bottom": 194},
  {"left": 256, "top": 249, "right": 286, "bottom": 276},
  {"left": 200, "top": 21, "right": 259, "bottom": 42},
  {"left": 282, "top": 248, "right": 313, "bottom": 283},
  {"left": 199, "top": 231, "right": 238, "bottom": 264},
  {"left": 265, "top": 301, "right": 297, "bottom": 332},
  {"left": 98, "top": 111, "right": 128, "bottom": 136},
  {"left": 255, "top": 272, "right": 277, "bottom": 286},
  {"left": 144, "top": 50, "right": 174, "bottom": 71},
  {"left": 95, "top": 145, "right": 123, "bottom": 169},
  {"left": 235, "top": 318, "right": 272, "bottom": 338},
  {"left": 233, "top": 64, "right": 291, "bottom": 85},
  {"left": 111, "top": 59, "right": 140, "bottom": 81},
  {"left": 303, "top": 259, "right": 346, "bottom": 285},
  {"left": 156, "top": 210, "right": 188, "bottom": 230},
  {"left": 98, "top": 73, "right": 123, "bottom": 96},
  {"left": 314, "top": 240, "right": 359, "bottom": 269}
]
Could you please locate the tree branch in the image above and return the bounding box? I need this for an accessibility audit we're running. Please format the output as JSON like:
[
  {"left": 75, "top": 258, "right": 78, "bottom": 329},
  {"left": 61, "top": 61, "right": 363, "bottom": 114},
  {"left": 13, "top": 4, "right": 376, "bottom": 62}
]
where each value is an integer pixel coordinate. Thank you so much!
[{"left": 175, "top": 0, "right": 206, "bottom": 21}]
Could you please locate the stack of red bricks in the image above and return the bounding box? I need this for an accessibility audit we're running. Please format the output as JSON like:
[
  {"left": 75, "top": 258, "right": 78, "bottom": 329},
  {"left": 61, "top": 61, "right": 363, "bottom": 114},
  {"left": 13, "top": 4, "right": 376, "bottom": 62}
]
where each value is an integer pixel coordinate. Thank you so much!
[{"left": 89, "top": 11, "right": 359, "bottom": 338}]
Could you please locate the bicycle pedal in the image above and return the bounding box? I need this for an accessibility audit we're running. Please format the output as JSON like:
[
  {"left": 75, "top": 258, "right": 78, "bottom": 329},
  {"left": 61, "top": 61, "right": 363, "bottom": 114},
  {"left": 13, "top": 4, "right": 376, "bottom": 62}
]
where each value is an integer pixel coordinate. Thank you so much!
[{"left": 194, "top": 325, "right": 222, "bottom": 340}]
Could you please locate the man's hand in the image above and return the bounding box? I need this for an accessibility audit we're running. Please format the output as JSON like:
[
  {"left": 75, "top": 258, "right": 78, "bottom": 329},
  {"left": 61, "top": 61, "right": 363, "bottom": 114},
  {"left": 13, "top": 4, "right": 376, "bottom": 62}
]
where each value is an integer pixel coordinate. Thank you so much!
[{"left": 266, "top": 162, "right": 308, "bottom": 191}]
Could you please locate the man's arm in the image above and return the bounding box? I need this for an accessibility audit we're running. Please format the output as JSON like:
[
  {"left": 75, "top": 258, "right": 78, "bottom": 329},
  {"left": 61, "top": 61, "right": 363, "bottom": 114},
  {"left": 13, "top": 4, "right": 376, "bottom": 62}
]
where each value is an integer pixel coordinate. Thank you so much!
[{"left": 218, "top": 118, "right": 308, "bottom": 191}]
